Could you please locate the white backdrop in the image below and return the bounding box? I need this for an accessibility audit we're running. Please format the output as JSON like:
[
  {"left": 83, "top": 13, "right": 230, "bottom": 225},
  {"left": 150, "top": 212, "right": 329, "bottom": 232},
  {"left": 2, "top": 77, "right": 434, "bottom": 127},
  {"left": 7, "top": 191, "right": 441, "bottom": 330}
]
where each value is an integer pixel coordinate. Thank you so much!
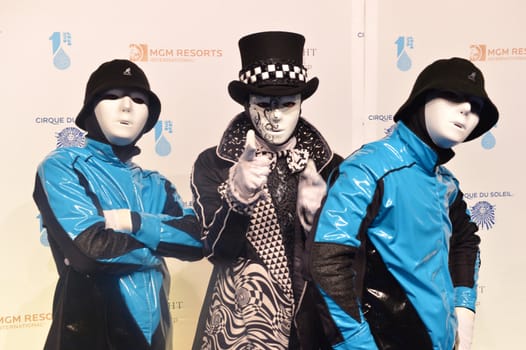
[{"left": 0, "top": 1, "right": 522, "bottom": 349}]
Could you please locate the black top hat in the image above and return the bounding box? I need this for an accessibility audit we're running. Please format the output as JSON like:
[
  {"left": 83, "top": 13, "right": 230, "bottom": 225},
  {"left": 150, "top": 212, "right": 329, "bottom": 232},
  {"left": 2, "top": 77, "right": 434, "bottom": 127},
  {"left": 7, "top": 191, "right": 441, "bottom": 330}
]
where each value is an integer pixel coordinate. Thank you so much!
[
  {"left": 75, "top": 59, "right": 161, "bottom": 133},
  {"left": 228, "top": 31, "right": 319, "bottom": 105},
  {"left": 394, "top": 57, "right": 499, "bottom": 141}
]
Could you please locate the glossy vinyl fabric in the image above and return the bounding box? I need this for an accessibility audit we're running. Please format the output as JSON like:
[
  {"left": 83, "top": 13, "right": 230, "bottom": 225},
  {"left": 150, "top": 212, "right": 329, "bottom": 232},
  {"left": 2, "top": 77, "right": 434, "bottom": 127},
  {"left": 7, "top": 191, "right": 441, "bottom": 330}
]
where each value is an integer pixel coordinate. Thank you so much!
[
  {"left": 34, "top": 139, "right": 202, "bottom": 349},
  {"left": 311, "top": 122, "right": 479, "bottom": 350}
]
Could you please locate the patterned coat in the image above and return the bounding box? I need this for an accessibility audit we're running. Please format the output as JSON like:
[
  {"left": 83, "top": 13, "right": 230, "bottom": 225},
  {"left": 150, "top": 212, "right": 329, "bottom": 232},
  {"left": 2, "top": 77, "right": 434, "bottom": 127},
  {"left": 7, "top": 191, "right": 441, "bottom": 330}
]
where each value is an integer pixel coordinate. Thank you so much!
[{"left": 191, "top": 113, "right": 341, "bottom": 350}]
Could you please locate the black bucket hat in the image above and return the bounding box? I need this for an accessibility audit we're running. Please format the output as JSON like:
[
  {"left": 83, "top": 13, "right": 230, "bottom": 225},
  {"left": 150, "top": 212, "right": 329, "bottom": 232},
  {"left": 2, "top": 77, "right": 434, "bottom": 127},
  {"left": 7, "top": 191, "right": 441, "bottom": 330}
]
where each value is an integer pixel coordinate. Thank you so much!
[
  {"left": 393, "top": 57, "right": 499, "bottom": 141},
  {"left": 75, "top": 59, "right": 161, "bottom": 133},
  {"left": 228, "top": 31, "right": 319, "bottom": 105}
]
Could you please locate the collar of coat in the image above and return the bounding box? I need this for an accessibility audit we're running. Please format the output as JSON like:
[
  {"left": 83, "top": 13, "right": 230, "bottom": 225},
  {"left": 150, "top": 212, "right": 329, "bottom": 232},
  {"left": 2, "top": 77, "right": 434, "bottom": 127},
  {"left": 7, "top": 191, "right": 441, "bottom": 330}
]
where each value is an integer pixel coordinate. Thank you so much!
[{"left": 216, "top": 112, "right": 335, "bottom": 173}]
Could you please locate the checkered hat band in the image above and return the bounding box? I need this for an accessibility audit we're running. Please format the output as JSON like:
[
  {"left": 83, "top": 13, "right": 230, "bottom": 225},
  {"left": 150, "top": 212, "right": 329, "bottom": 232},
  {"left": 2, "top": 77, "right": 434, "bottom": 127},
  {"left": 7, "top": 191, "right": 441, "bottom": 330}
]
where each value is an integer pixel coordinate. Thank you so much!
[{"left": 240, "top": 63, "right": 308, "bottom": 85}]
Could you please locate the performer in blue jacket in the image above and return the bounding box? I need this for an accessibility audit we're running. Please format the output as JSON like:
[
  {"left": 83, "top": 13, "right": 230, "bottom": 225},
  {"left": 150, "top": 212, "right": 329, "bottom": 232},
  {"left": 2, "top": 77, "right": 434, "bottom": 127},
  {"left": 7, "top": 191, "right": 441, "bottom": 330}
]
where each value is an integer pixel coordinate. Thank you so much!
[
  {"left": 33, "top": 59, "right": 203, "bottom": 350},
  {"left": 307, "top": 57, "right": 499, "bottom": 350}
]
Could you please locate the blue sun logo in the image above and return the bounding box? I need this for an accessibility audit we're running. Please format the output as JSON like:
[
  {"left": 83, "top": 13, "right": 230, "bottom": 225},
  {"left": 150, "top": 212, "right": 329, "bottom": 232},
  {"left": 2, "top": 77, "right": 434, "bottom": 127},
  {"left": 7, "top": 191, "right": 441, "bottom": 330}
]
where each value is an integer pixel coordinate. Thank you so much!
[
  {"left": 56, "top": 127, "right": 85, "bottom": 148},
  {"left": 470, "top": 201, "right": 496, "bottom": 230}
]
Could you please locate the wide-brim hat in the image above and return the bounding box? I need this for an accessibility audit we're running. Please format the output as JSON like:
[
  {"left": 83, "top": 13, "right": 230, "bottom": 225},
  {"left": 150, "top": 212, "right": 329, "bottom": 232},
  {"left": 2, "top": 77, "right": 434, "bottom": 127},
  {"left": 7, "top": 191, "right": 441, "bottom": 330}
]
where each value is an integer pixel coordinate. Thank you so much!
[
  {"left": 228, "top": 31, "right": 319, "bottom": 105},
  {"left": 75, "top": 59, "right": 161, "bottom": 133},
  {"left": 393, "top": 57, "right": 499, "bottom": 141}
]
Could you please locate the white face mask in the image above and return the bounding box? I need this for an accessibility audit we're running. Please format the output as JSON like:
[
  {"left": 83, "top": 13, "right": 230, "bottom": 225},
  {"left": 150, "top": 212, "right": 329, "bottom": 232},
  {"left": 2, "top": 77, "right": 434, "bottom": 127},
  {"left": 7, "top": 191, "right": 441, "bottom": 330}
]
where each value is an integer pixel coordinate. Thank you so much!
[
  {"left": 424, "top": 97, "right": 480, "bottom": 148},
  {"left": 94, "top": 89, "right": 149, "bottom": 146},
  {"left": 248, "top": 94, "right": 301, "bottom": 145}
]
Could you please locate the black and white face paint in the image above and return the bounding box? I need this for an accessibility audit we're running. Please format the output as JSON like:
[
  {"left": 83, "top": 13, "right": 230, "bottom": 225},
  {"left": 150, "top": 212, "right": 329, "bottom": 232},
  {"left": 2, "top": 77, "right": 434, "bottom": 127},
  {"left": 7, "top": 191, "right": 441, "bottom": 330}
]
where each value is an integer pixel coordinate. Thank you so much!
[{"left": 248, "top": 94, "right": 301, "bottom": 145}]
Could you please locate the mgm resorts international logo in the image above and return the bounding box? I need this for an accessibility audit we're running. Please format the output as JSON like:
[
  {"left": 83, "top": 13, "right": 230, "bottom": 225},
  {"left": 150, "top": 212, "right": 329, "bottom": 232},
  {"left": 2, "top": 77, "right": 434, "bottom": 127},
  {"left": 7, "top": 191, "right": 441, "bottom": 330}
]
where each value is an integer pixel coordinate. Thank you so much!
[
  {"left": 470, "top": 44, "right": 526, "bottom": 61},
  {"left": 130, "top": 43, "right": 223, "bottom": 63},
  {"left": 0, "top": 312, "right": 52, "bottom": 330}
]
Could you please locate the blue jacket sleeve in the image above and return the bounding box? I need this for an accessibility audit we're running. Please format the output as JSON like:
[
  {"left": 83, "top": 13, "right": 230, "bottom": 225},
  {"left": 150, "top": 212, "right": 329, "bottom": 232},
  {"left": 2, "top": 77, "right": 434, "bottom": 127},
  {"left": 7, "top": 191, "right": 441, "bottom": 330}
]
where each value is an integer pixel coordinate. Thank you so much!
[
  {"left": 308, "top": 159, "right": 379, "bottom": 349},
  {"left": 133, "top": 180, "right": 203, "bottom": 261},
  {"left": 34, "top": 154, "right": 160, "bottom": 274}
]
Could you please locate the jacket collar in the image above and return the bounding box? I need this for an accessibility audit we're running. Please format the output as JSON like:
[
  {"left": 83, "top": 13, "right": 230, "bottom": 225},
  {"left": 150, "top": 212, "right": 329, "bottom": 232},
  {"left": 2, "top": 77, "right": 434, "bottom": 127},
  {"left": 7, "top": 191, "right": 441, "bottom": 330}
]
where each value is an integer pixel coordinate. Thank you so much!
[
  {"left": 396, "top": 122, "right": 454, "bottom": 172},
  {"left": 216, "top": 112, "right": 335, "bottom": 172},
  {"left": 85, "top": 138, "right": 132, "bottom": 165}
]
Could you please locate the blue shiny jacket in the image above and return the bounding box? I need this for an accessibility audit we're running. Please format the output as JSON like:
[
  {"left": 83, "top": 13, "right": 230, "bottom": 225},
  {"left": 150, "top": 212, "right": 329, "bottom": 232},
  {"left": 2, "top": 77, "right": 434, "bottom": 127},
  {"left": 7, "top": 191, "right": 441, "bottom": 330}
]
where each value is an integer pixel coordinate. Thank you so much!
[
  {"left": 308, "top": 122, "right": 480, "bottom": 350},
  {"left": 33, "top": 139, "right": 203, "bottom": 350}
]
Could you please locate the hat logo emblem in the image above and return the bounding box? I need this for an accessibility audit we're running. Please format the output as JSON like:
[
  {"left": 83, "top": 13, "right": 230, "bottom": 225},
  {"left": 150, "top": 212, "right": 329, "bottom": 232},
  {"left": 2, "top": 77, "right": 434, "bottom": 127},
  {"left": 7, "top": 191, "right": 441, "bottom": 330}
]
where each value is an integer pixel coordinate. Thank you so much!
[
  {"left": 467, "top": 71, "right": 477, "bottom": 82},
  {"left": 123, "top": 67, "right": 132, "bottom": 76}
]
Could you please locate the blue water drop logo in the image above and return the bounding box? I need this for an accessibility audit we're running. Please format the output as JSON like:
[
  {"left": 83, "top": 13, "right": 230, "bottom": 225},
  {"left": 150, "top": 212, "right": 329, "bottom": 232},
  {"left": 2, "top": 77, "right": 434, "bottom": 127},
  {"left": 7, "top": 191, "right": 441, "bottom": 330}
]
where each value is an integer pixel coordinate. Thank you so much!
[
  {"left": 395, "top": 36, "right": 414, "bottom": 71},
  {"left": 481, "top": 131, "right": 496, "bottom": 149},
  {"left": 49, "top": 32, "right": 72, "bottom": 70},
  {"left": 397, "top": 51, "right": 412, "bottom": 71},
  {"left": 53, "top": 47, "right": 71, "bottom": 70},
  {"left": 155, "top": 120, "right": 172, "bottom": 156}
]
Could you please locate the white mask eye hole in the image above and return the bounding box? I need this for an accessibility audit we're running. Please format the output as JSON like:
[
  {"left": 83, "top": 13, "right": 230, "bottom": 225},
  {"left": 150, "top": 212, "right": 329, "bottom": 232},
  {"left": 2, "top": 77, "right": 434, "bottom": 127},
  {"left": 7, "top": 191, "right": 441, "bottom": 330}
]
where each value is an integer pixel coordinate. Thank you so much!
[
  {"left": 130, "top": 96, "right": 147, "bottom": 104},
  {"left": 128, "top": 91, "right": 149, "bottom": 105},
  {"left": 101, "top": 93, "right": 121, "bottom": 101},
  {"left": 100, "top": 89, "right": 149, "bottom": 105},
  {"left": 427, "top": 91, "right": 484, "bottom": 116},
  {"left": 256, "top": 102, "right": 271, "bottom": 109}
]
